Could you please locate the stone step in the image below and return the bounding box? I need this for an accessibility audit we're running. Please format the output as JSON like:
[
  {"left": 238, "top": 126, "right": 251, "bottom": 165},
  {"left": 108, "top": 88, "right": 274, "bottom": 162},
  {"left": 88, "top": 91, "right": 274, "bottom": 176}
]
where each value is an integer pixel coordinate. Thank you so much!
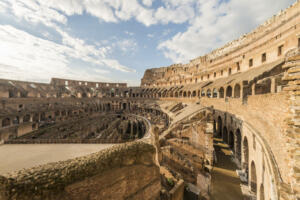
[
  {"left": 282, "top": 75, "right": 300, "bottom": 81},
  {"left": 283, "top": 62, "right": 300, "bottom": 69},
  {"left": 287, "top": 66, "right": 300, "bottom": 74}
]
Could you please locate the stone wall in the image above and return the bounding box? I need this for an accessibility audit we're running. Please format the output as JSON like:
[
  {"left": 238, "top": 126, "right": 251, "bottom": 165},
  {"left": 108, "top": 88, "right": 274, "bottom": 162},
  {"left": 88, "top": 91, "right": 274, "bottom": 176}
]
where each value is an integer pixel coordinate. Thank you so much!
[{"left": 0, "top": 141, "right": 161, "bottom": 200}]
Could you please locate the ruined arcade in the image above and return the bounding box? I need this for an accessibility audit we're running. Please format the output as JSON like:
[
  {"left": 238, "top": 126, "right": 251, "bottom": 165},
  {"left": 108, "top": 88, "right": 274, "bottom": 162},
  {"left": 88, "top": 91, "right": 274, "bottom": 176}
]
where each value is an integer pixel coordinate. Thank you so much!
[{"left": 0, "top": 1, "right": 300, "bottom": 200}]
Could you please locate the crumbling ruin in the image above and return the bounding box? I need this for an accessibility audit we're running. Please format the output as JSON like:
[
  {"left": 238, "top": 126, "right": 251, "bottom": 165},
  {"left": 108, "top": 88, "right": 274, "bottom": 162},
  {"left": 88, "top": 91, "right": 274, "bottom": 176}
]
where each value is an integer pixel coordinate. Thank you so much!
[{"left": 0, "top": 1, "right": 300, "bottom": 200}]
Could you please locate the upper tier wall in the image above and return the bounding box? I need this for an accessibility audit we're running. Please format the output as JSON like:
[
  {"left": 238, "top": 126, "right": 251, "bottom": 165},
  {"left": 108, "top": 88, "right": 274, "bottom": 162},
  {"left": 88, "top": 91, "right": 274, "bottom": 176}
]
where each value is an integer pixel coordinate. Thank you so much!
[{"left": 141, "top": 0, "right": 300, "bottom": 87}]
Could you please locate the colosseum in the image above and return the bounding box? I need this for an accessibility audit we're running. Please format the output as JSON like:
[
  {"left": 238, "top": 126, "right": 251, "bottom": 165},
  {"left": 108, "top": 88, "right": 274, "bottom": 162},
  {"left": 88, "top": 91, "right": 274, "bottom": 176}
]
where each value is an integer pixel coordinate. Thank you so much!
[{"left": 0, "top": 1, "right": 299, "bottom": 200}]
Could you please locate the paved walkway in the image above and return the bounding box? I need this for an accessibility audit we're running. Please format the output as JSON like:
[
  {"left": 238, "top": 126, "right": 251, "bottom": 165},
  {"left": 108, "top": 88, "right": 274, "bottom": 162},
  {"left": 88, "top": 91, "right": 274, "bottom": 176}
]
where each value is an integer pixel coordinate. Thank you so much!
[
  {"left": 210, "top": 138, "right": 244, "bottom": 200},
  {"left": 0, "top": 144, "right": 113, "bottom": 174}
]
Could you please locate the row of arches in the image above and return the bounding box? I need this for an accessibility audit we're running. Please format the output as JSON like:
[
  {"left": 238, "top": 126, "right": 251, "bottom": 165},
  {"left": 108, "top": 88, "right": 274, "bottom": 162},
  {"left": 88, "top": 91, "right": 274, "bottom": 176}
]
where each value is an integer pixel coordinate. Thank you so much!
[
  {"left": 214, "top": 114, "right": 269, "bottom": 199},
  {"left": 147, "top": 83, "right": 242, "bottom": 99}
]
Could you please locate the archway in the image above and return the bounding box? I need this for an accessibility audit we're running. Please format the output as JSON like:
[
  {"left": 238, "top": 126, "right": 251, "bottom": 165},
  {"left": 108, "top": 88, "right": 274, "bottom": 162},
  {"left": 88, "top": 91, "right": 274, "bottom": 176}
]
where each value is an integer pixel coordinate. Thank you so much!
[
  {"left": 229, "top": 131, "right": 234, "bottom": 150},
  {"left": 183, "top": 91, "right": 187, "bottom": 97},
  {"left": 122, "top": 103, "right": 127, "bottom": 110},
  {"left": 207, "top": 89, "right": 211, "bottom": 98},
  {"left": 201, "top": 90, "right": 205, "bottom": 97},
  {"left": 175, "top": 92, "right": 178, "bottom": 97},
  {"left": 217, "top": 116, "right": 222, "bottom": 138},
  {"left": 259, "top": 184, "right": 264, "bottom": 200},
  {"left": 219, "top": 87, "right": 224, "bottom": 98},
  {"left": 223, "top": 127, "right": 228, "bottom": 143},
  {"left": 188, "top": 91, "right": 191, "bottom": 97},
  {"left": 213, "top": 88, "right": 218, "bottom": 98},
  {"left": 2, "top": 118, "right": 10, "bottom": 127},
  {"left": 226, "top": 86, "right": 232, "bottom": 97},
  {"left": 23, "top": 114, "right": 31, "bottom": 123},
  {"left": 235, "top": 129, "right": 242, "bottom": 163},
  {"left": 192, "top": 90, "right": 196, "bottom": 97},
  {"left": 234, "top": 84, "right": 241, "bottom": 98},
  {"left": 243, "top": 137, "right": 249, "bottom": 178},
  {"left": 250, "top": 161, "right": 257, "bottom": 193}
]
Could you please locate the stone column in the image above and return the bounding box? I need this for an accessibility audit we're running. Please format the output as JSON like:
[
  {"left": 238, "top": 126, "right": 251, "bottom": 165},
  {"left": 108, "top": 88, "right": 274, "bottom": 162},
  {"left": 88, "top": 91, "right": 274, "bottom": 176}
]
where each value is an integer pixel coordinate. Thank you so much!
[
  {"left": 270, "top": 77, "right": 276, "bottom": 93},
  {"left": 251, "top": 83, "right": 256, "bottom": 95}
]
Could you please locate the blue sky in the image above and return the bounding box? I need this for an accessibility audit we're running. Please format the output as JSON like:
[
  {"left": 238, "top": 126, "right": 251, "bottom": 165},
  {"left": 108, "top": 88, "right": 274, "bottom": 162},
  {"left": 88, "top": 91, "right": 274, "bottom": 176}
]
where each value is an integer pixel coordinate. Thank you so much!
[{"left": 0, "top": 0, "right": 295, "bottom": 86}]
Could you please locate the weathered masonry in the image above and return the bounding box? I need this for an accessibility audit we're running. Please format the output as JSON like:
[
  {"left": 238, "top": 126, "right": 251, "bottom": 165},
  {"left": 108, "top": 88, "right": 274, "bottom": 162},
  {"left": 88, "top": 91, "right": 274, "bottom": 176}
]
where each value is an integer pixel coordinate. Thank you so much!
[{"left": 0, "top": 1, "right": 299, "bottom": 200}]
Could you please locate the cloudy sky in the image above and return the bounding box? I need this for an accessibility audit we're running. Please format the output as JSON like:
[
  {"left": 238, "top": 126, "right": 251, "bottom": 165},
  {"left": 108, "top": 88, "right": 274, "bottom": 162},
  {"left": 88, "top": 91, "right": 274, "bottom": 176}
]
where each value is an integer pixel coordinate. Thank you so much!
[{"left": 0, "top": 0, "right": 295, "bottom": 86}]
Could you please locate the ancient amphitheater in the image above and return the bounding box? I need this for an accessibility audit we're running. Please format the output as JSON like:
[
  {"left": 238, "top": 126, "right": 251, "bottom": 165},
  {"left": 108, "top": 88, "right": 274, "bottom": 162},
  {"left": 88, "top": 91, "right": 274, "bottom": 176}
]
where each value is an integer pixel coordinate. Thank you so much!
[{"left": 0, "top": 1, "right": 299, "bottom": 200}]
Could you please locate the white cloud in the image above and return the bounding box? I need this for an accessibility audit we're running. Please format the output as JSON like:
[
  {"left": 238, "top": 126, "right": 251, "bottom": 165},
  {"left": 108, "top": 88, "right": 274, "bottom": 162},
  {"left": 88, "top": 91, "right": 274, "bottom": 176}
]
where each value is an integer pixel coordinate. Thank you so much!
[
  {"left": 0, "top": 25, "right": 135, "bottom": 83},
  {"left": 158, "top": 0, "right": 296, "bottom": 63},
  {"left": 142, "top": 0, "right": 154, "bottom": 7}
]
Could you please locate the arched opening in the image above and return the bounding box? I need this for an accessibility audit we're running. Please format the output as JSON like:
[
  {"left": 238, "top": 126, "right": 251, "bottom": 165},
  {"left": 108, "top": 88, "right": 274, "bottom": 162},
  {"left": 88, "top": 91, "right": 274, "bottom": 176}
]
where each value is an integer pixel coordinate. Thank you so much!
[
  {"left": 183, "top": 91, "right": 187, "bottom": 97},
  {"left": 23, "top": 114, "right": 31, "bottom": 123},
  {"left": 192, "top": 90, "right": 196, "bottom": 97},
  {"left": 33, "top": 114, "right": 39, "bottom": 122},
  {"left": 259, "top": 184, "right": 264, "bottom": 200},
  {"left": 213, "top": 88, "right": 218, "bottom": 98},
  {"left": 188, "top": 91, "right": 191, "bottom": 97},
  {"left": 213, "top": 120, "right": 216, "bottom": 135},
  {"left": 207, "top": 89, "right": 211, "bottom": 98},
  {"left": 235, "top": 129, "right": 242, "bottom": 163},
  {"left": 226, "top": 86, "right": 232, "bottom": 97},
  {"left": 243, "top": 137, "right": 249, "bottom": 179},
  {"left": 217, "top": 116, "right": 222, "bottom": 138},
  {"left": 107, "top": 103, "right": 111, "bottom": 111},
  {"left": 2, "top": 118, "right": 11, "bottom": 127},
  {"left": 250, "top": 161, "right": 257, "bottom": 193},
  {"left": 219, "top": 87, "right": 224, "bottom": 98},
  {"left": 13, "top": 116, "right": 20, "bottom": 125},
  {"left": 179, "top": 91, "right": 183, "bottom": 97},
  {"left": 82, "top": 93, "right": 87, "bottom": 98},
  {"left": 229, "top": 131, "right": 234, "bottom": 150},
  {"left": 234, "top": 84, "right": 241, "bottom": 98},
  {"left": 175, "top": 92, "right": 178, "bottom": 97},
  {"left": 40, "top": 113, "right": 46, "bottom": 121},
  {"left": 223, "top": 127, "right": 228, "bottom": 143},
  {"left": 201, "top": 90, "right": 205, "bottom": 97}
]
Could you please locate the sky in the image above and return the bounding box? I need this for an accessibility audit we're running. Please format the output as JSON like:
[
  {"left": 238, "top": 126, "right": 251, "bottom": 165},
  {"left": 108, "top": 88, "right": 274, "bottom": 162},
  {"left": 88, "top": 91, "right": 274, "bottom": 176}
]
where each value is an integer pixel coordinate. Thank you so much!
[{"left": 0, "top": 0, "right": 296, "bottom": 86}]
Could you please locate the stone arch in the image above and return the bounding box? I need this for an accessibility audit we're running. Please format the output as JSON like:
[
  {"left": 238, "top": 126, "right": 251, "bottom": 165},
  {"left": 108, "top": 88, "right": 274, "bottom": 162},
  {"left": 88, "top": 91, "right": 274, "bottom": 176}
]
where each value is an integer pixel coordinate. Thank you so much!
[
  {"left": 2, "top": 118, "right": 10, "bottom": 127},
  {"left": 213, "top": 88, "right": 218, "bottom": 98},
  {"left": 40, "top": 113, "right": 46, "bottom": 121},
  {"left": 207, "top": 89, "right": 211, "bottom": 98},
  {"left": 243, "top": 137, "right": 249, "bottom": 178},
  {"left": 179, "top": 91, "right": 183, "bottom": 97},
  {"left": 183, "top": 91, "right": 187, "bottom": 97},
  {"left": 219, "top": 87, "right": 224, "bottom": 98},
  {"left": 223, "top": 127, "right": 228, "bottom": 143},
  {"left": 82, "top": 93, "right": 87, "bottom": 98},
  {"left": 23, "top": 114, "right": 31, "bottom": 123},
  {"left": 229, "top": 131, "right": 234, "bottom": 150},
  {"left": 234, "top": 84, "right": 241, "bottom": 98},
  {"left": 217, "top": 116, "right": 222, "bottom": 138},
  {"left": 259, "top": 184, "right": 264, "bottom": 200},
  {"left": 226, "top": 86, "right": 232, "bottom": 97},
  {"left": 235, "top": 129, "right": 242, "bottom": 163},
  {"left": 250, "top": 161, "right": 257, "bottom": 193},
  {"left": 175, "top": 92, "right": 178, "bottom": 97},
  {"left": 13, "top": 116, "right": 20, "bottom": 125},
  {"left": 192, "top": 90, "right": 196, "bottom": 97},
  {"left": 33, "top": 113, "right": 39, "bottom": 122},
  {"left": 201, "top": 90, "right": 205, "bottom": 97}
]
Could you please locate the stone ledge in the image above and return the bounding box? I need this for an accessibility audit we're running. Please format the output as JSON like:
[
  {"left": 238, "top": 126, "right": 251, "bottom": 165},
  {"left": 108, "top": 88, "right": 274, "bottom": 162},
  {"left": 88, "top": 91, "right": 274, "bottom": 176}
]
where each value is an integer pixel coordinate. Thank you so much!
[{"left": 0, "top": 141, "right": 156, "bottom": 199}]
